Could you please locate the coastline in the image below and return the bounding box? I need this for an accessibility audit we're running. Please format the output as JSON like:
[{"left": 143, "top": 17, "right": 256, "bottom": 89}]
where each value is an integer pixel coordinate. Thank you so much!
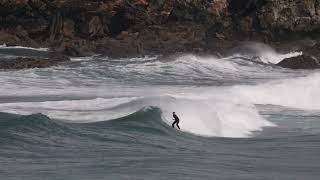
[{"left": 1, "top": 0, "right": 320, "bottom": 69}]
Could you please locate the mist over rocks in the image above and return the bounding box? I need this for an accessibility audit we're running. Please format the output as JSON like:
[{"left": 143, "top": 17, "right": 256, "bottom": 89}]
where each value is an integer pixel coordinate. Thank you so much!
[{"left": 0, "top": 0, "right": 320, "bottom": 58}]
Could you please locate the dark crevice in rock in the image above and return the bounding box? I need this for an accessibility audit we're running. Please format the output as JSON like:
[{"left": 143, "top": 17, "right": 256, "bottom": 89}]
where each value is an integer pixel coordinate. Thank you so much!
[{"left": 229, "top": 0, "right": 267, "bottom": 17}]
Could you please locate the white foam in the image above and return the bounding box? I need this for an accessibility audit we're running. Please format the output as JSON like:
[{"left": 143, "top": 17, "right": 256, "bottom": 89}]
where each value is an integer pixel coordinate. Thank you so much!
[
  {"left": 159, "top": 95, "right": 274, "bottom": 137},
  {"left": 70, "top": 55, "right": 103, "bottom": 62},
  {"left": 176, "top": 55, "right": 238, "bottom": 71},
  {"left": 232, "top": 72, "right": 320, "bottom": 110},
  {"left": 0, "top": 44, "right": 49, "bottom": 52},
  {"left": 259, "top": 51, "right": 302, "bottom": 64},
  {"left": 108, "top": 54, "right": 241, "bottom": 82},
  {"left": 237, "top": 42, "right": 302, "bottom": 64}
]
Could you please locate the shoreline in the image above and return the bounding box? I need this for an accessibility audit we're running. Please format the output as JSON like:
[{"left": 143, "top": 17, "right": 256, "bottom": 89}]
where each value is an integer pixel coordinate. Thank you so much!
[{"left": 1, "top": 0, "right": 320, "bottom": 69}]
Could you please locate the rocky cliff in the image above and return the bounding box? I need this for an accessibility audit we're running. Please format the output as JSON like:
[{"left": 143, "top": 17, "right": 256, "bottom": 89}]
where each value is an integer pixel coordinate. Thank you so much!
[{"left": 1, "top": 0, "right": 320, "bottom": 57}]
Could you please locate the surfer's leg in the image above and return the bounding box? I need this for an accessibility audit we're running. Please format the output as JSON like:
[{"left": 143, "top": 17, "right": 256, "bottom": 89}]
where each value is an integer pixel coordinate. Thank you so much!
[
  {"left": 172, "top": 121, "right": 176, "bottom": 128},
  {"left": 176, "top": 123, "right": 180, "bottom": 130}
]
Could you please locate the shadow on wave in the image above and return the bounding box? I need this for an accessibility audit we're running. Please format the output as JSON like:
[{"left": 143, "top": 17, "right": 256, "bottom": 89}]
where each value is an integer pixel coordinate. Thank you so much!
[
  {"left": 0, "top": 112, "right": 81, "bottom": 147},
  {"left": 0, "top": 112, "right": 66, "bottom": 132},
  {"left": 0, "top": 108, "right": 196, "bottom": 146},
  {"left": 88, "top": 107, "right": 180, "bottom": 136}
]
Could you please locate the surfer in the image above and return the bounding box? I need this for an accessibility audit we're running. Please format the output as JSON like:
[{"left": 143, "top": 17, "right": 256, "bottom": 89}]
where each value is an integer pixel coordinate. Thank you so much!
[{"left": 172, "top": 112, "right": 180, "bottom": 130}]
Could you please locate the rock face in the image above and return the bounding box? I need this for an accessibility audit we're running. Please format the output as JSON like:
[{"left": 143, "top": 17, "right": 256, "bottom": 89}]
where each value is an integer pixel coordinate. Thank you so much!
[
  {"left": 0, "top": 0, "right": 320, "bottom": 57},
  {"left": 257, "top": 0, "right": 320, "bottom": 39},
  {"left": 277, "top": 43, "right": 320, "bottom": 69},
  {"left": 277, "top": 55, "right": 320, "bottom": 69}
]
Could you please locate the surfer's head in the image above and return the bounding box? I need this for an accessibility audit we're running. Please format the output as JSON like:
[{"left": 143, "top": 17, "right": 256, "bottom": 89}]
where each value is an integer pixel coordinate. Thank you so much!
[{"left": 173, "top": 112, "right": 175, "bottom": 115}]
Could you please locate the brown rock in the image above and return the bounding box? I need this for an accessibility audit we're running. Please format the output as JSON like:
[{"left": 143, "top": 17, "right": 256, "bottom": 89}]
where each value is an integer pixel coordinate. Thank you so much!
[
  {"left": 0, "top": 53, "right": 70, "bottom": 70},
  {"left": 96, "top": 37, "right": 143, "bottom": 58},
  {"left": 16, "top": 0, "right": 28, "bottom": 5},
  {"left": 215, "top": 33, "right": 225, "bottom": 40},
  {"left": 133, "top": 0, "right": 148, "bottom": 7},
  {"left": 49, "top": 12, "right": 63, "bottom": 41},
  {"left": 15, "top": 25, "right": 29, "bottom": 39},
  {"left": 116, "top": 31, "right": 129, "bottom": 40},
  {"left": 239, "top": 16, "right": 253, "bottom": 32},
  {"left": 0, "top": 31, "right": 20, "bottom": 46},
  {"left": 88, "top": 16, "right": 104, "bottom": 37},
  {"left": 210, "top": 0, "right": 229, "bottom": 18},
  {"left": 258, "top": 0, "right": 320, "bottom": 38},
  {"left": 277, "top": 54, "right": 320, "bottom": 69},
  {"left": 63, "top": 45, "right": 83, "bottom": 57},
  {"left": 63, "top": 19, "right": 75, "bottom": 38}
]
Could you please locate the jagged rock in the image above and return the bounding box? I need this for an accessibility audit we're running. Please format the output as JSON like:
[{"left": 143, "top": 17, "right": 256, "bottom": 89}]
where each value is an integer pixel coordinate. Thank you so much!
[
  {"left": 96, "top": 37, "right": 143, "bottom": 58},
  {"left": 0, "top": 31, "right": 20, "bottom": 46},
  {"left": 15, "top": 25, "right": 28, "bottom": 38},
  {"left": 0, "top": 53, "right": 70, "bottom": 70},
  {"left": 47, "top": 52, "right": 70, "bottom": 62},
  {"left": 0, "top": 0, "right": 29, "bottom": 15},
  {"left": 303, "top": 42, "right": 320, "bottom": 58},
  {"left": 239, "top": 16, "right": 253, "bottom": 32},
  {"left": 62, "top": 46, "right": 83, "bottom": 57},
  {"left": 258, "top": 0, "right": 320, "bottom": 39},
  {"left": 28, "top": 0, "right": 46, "bottom": 9},
  {"left": 210, "top": 0, "right": 229, "bottom": 18},
  {"left": 88, "top": 16, "right": 104, "bottom": 37},
  {"left": 277, "top": 54, "right": 320, "bottom": 69},
  {"left": 49, "top": 12, "right": 63, "bottom": 41},
  {"left": 229, "top": 0, "right": 266, "bottom": 17},
  {"left": 62, "top": 19, "right": 75, "bottom": 38},
  {"left": 215, "top": 33, "right": 226, "bottom": 40},
  {"left": 277, "top": 42, "right": 320, "bottom": 69},
  {"left": 138, "top": 23, "right": 206, "bottom": 54},
  {"left": 109, "top": 5, "right": 149, "bottom": 36}
]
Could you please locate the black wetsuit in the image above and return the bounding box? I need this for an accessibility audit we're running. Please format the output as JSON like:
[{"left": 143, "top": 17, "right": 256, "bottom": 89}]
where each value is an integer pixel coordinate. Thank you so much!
[{"left": 172, "top": 114, "right": 180, "bottom": 130}]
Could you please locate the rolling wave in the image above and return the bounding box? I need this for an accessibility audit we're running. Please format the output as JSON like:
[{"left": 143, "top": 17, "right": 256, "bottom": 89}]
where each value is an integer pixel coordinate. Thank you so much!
[
  {"left": 0, "top": 93, "right": 274, "bottom": 138},
  {"left": 0, "top": 42, "right": 315, "bottom": 138},
  {"left": 0, "top": 108, "right": 178, "bottom": 146}
]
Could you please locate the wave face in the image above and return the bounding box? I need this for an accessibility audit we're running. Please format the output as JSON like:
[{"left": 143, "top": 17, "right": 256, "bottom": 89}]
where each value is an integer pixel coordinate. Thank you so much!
[
  {"left": 0, "top": 94, "right": 273, "bottom": 137},
  {"left": 1, "top": 43, "right": 320, "bottom": 179}
]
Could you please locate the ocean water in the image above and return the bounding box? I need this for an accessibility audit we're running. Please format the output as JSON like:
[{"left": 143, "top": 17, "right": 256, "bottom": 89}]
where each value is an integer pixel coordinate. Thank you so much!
[{"left": 0, "top": 43, "right": 320, "bottom": 180}]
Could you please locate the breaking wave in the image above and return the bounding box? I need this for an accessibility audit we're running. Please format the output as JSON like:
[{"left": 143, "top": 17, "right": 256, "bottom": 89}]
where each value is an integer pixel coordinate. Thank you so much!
[{"left": 0, "top": 42, "right": 314, "bottom": 138}]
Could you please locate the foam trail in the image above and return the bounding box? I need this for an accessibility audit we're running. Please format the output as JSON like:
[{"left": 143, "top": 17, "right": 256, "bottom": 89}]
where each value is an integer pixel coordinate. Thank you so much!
[{"left": 0, "top": 44, "right": 49, "bottom": 52}]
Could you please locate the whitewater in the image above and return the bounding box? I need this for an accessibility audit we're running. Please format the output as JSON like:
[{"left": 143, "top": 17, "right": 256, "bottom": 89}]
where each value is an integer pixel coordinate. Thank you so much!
[{"left": 0, "top": 43, "right": 320, "bottom": 180}]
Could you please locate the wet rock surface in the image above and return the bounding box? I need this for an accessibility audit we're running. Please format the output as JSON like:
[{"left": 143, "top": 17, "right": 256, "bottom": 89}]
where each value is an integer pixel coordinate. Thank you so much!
[
  {"left": 277, "top": 54, "right": 320, "bottom": 69},
  {"left": 277, "top": 43, "right": 320, "bottom": 69},
  {"left": 0, "top": 52, "right": 70, "bottom": 70}
]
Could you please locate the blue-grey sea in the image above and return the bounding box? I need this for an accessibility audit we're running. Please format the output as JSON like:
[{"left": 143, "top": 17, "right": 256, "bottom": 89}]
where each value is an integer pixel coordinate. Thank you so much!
[{"left": 0, "top": 43, "right": 319, "bottom": 180}]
